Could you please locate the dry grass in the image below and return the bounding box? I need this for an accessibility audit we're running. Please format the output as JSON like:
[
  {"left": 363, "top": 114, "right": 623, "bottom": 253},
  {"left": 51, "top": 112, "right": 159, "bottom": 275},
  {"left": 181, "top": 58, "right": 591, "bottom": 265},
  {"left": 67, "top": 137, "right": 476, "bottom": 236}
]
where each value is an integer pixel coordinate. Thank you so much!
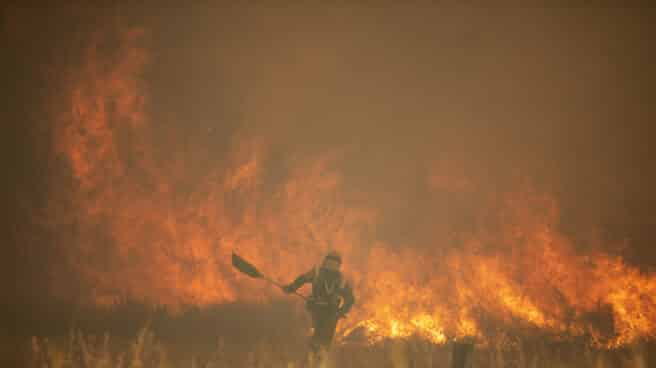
[
  {"left": 15, "top": 300, "right": 652, "bottom": 367},
  {"left": 23, "top": 326, "right": 651, "bottom": 368}
]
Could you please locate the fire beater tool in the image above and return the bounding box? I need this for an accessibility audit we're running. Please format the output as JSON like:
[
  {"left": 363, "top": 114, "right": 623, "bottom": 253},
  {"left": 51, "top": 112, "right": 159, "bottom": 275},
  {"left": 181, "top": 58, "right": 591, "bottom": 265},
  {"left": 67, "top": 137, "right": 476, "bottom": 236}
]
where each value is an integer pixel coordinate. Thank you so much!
[{"left": 231, "top": 252, "right": 308, "bottom": 301}]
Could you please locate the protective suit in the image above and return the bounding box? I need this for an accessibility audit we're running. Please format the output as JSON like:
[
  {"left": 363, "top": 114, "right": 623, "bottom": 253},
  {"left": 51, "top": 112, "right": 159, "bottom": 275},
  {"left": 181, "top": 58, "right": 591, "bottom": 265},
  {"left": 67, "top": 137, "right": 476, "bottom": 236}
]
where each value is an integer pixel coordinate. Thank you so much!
[{"left": 283, "top": 251, "right": 355, "bottom": 352}]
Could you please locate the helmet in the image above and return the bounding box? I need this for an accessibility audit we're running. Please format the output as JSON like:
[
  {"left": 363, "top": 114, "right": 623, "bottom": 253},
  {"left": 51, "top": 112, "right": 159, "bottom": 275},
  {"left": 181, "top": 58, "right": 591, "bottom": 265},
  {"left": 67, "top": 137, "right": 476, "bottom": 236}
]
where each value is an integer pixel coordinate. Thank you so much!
[{"left": 322, "top": 250, "right": 342, "bottom": 271}]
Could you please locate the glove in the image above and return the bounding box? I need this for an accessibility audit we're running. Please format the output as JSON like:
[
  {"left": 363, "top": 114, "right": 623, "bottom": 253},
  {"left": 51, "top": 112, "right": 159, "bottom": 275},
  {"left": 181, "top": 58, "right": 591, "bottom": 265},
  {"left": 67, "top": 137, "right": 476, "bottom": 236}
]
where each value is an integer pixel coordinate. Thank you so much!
[{"left": 282, "top": 284, "right": 295, "bottom": 294}]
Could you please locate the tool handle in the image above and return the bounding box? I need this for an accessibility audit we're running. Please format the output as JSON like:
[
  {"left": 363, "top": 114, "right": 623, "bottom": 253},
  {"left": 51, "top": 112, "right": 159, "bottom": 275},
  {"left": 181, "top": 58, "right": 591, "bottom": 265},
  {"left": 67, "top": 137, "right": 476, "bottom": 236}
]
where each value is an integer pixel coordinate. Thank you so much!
[{"left": 263, "top": 276, "right": 308, "bottom": 300}]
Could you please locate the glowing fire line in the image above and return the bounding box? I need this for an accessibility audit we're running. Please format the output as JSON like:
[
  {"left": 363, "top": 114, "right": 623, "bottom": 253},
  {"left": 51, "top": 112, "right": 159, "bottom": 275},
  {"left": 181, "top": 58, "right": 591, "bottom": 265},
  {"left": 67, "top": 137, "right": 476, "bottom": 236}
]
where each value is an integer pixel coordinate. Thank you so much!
[{"left": 43, "top": 24, "right": 656, "bottom": 349}]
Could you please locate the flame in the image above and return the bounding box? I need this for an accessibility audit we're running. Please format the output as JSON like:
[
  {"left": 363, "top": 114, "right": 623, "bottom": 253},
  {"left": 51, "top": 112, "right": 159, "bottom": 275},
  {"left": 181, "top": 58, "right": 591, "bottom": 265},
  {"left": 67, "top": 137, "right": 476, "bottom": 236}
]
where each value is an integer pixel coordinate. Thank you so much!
[{"left": 42, "top": 24, "right": 656, "bottom": 349}]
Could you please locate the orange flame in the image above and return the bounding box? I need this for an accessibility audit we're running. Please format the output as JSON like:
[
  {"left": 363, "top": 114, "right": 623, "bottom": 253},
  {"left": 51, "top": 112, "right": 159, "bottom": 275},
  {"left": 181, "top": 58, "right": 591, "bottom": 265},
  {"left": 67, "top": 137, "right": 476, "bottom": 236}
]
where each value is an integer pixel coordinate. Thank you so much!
[{"left": 44, "top": 25, "right": 656, "bottom": 349}]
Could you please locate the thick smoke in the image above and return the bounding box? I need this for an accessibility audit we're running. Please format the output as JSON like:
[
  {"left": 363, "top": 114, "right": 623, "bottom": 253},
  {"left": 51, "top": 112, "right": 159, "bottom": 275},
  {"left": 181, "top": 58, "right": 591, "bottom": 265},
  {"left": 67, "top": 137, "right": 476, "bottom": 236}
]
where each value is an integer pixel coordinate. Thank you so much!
[{"left": 8, "top": 4, "right": 656, "bottom": 347}]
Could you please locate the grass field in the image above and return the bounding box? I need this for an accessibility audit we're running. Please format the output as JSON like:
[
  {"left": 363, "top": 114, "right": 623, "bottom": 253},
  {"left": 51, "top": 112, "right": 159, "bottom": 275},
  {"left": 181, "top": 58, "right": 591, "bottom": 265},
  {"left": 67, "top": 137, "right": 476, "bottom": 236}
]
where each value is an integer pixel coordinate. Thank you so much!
[
  {"left": 21, "top": 327, "right": 652, "bottom": 368},
  {"left": 10, "top": 301, "right": 654, "bottom": 368}
]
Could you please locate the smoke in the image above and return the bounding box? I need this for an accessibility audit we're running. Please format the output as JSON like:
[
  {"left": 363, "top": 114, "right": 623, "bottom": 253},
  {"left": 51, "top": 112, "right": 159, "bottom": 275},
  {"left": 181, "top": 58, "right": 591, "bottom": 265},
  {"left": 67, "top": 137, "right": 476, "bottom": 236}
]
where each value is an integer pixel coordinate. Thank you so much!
[{"left": 8, "top": 3, "right": 656, "bottom": 347}]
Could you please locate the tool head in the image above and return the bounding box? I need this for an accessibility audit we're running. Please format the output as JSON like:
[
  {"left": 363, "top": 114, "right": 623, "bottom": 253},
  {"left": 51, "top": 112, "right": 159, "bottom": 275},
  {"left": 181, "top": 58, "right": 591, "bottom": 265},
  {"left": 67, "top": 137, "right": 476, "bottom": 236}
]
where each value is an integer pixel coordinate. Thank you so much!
[{"left": 232, "top": 253, "right": 263, "bottom": 278}]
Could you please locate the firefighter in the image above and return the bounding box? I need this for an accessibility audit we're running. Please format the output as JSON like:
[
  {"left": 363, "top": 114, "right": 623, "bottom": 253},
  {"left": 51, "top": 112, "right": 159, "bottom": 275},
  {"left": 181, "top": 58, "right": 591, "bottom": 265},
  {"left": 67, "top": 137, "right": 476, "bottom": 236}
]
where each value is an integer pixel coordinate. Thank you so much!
[{"left": 283, "top": 251, "right": 355, "bottom": 353}]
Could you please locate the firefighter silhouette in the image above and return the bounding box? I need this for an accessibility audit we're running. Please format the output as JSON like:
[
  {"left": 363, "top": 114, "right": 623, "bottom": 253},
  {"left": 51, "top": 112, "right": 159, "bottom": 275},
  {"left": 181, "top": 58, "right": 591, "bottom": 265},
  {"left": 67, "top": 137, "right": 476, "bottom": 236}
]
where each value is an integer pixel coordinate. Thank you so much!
[{"left": 283, "top": 251, "right": 355, "bottom": 352}]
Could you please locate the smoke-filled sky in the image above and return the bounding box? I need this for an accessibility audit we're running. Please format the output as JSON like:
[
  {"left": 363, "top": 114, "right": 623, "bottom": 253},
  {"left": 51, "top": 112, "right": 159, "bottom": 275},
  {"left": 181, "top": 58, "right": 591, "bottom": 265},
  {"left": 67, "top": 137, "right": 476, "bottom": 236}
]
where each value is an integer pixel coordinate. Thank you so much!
[{"left": 4, "top": 3, "right": 656, "bottom": 344}]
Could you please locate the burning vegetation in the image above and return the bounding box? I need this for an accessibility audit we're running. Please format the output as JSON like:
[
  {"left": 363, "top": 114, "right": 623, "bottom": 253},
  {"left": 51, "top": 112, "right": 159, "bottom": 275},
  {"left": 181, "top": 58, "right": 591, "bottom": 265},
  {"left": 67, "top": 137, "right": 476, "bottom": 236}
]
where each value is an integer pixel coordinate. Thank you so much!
[
  {"left": 8, "top": 4, "right": 656, "bottom": 367},
  {"left": 41, "top": 22, "right": 656, "bottom": 349}
]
